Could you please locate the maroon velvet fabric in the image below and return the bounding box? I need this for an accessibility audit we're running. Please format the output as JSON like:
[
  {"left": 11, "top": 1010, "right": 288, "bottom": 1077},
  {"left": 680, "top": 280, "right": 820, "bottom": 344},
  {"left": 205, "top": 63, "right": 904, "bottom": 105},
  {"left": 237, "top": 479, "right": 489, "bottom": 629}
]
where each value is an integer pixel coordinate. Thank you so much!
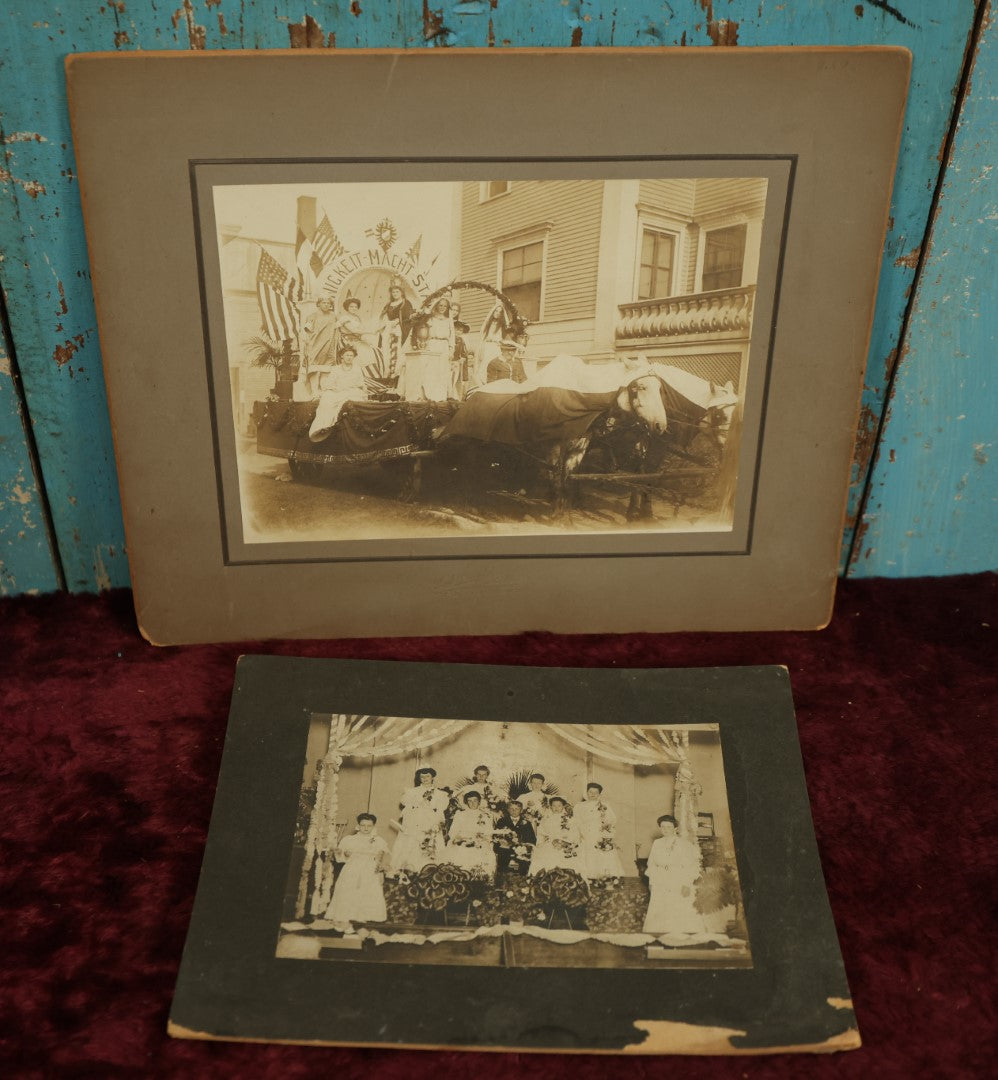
[{"left": 1, "top": 574, "right": 994, "bottom": 1077}]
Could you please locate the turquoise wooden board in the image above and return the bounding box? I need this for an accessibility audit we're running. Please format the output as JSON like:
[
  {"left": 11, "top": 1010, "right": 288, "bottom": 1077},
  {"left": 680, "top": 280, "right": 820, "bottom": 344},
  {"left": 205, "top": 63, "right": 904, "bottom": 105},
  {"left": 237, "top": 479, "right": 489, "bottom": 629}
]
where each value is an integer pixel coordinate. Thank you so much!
[
  {"left": 0, "top": 1, "right": 983, "bottom": 593},
  {"left": 852, "top": 5, "right": 996, "bottom": 577},
  {"left": 0, "top": 321, "right": 60, "bottom": 594}
]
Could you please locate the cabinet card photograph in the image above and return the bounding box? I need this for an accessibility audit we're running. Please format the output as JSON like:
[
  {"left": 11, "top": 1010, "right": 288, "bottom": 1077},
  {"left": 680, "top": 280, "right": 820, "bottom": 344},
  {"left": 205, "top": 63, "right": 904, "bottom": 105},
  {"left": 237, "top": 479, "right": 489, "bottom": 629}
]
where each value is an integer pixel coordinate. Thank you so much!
[
  {"left": 196, "top": 162, "right": 789, "bottom": 564},
  {"left": 278, "top": 715, "right": 750, "bottom": 970}
]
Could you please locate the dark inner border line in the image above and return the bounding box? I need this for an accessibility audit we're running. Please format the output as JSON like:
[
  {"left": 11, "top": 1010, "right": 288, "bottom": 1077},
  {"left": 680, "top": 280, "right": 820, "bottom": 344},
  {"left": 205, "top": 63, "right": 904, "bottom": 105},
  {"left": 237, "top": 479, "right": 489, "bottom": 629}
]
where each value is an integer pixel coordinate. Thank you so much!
[{"left": 189, "top": 156, "right": 795, "bottom": 569}]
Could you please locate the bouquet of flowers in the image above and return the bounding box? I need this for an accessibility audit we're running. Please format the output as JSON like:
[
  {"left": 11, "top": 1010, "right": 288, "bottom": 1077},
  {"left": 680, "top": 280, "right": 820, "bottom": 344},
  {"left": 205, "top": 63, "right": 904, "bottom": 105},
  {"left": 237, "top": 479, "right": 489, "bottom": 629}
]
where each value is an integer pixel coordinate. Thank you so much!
[
  {"left": 553, "top": 838, "right": 579, "bottom": 859},
  {"left": 491, "top": 828, "right": 516, "bottom": 848}
]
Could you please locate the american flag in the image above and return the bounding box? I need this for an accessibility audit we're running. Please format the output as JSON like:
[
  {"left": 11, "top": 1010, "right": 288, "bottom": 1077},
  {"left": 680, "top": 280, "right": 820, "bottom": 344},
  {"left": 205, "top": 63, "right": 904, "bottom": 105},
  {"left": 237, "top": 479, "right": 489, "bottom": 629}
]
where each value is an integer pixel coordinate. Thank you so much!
[
  {"left": 310, "top": 214, "right": 345, "bottom": 274},
  {"left": 256, "top": 248, "right": 299, "bottom": 343}
]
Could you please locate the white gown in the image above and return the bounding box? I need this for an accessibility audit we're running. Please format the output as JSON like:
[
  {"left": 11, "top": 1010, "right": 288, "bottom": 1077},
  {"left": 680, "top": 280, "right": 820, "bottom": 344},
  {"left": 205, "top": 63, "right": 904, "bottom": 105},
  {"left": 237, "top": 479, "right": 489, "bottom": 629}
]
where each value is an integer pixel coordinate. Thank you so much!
[
  {"left": 390, "top": 785, "right": 450, "bottom": 873},
  {"left": 529, "top": 812, "right": 583, "bottom": 875},
  {"left": 519, "top": 790, "right": 549, "bottom": 833},
  {"left": 574, "top": 798, "right": 625, "bottom": 879},
  {"left": 325, "top": 832, "right": 388, "bottom": 926},
  {"left": 446, "top": 807, "right": 496, "bottom": 876},
  {"left": 642, "top": 834, "right": 705, "bottom": 935}
]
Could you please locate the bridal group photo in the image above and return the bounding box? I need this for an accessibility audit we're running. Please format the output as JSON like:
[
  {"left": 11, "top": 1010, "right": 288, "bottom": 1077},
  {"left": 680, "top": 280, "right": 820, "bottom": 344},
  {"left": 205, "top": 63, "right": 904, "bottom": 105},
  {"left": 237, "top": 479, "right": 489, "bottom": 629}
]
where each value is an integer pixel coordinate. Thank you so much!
[
  {"left": 208, "top": 175, "right": 767, "bottom": 546},
  {"left": 277, "top": 716, "right": 751, "bottom": 970}
]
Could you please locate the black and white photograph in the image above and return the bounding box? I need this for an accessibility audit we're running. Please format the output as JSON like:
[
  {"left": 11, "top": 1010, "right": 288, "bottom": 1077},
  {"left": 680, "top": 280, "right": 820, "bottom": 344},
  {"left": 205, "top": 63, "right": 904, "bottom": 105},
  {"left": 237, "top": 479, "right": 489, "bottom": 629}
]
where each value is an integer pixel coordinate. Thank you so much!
[
  {"left": 210, "top": 176, "right": 767, "bottom": 546},
  {"left": 278, "top": 715, "right": 751, "bottom": 970}
]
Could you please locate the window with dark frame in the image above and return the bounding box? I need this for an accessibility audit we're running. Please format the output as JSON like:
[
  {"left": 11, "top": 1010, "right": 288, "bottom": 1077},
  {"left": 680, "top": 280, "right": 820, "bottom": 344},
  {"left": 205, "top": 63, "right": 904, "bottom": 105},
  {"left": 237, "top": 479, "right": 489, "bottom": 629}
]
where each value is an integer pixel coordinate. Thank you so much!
[
  {"left": 638, "top": 228, "right": 675, "bottom": 300},
  {"left": 701, "top": 224, "right": 747, "bottom": 291},
  {"left": 501, "top": 240, "right": 543, "bottom": 322}
]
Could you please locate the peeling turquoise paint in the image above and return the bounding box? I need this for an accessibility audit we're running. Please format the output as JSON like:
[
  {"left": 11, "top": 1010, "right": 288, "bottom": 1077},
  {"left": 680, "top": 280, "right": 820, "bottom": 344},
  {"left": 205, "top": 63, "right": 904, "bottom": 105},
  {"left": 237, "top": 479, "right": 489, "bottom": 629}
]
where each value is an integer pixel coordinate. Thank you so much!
[
  {"left": 852, "top": 4, "right": 996, "bottom": 576},
  {"left": 0, "top": 331, "right": 60, "bottom": 595},
  {"left": 0, "top": 1, "right": 989, "bottom": 593}
]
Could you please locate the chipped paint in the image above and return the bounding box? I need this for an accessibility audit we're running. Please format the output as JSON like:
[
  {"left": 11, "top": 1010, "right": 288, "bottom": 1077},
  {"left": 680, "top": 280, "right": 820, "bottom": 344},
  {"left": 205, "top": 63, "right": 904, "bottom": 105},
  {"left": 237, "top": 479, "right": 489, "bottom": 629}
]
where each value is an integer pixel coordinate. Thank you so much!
[
  {"left": 93, "top": 544, "right": 113, "bottom": 591},
  {"left": 3, "top": 132, "right": 47, "bottom": 144},
  {"left": 423, "top": 1, "right": 449, "bottom": 43},
  {"left": 697, "top": 0, "right": 740, "bottom": 46},
  {"left": 288, "top": 14, "right": 329, "bottom": 49},
  {"left": 894, "top": 245, "right": 922, "bottom": 268},
  {"left": 0, "top": 167, "right": 47, "bottom": 198},
  {"left": 172, "top": 0, "right": 206, "bottom": 50}
]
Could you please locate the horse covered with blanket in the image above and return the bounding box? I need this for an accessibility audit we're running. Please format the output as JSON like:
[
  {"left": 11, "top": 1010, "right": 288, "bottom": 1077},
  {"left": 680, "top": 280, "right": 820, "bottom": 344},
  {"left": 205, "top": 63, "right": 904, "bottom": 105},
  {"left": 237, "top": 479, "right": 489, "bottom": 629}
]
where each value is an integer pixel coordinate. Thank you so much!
[{"left": 437, "top": 355, "right": 738, "bottom": 514}]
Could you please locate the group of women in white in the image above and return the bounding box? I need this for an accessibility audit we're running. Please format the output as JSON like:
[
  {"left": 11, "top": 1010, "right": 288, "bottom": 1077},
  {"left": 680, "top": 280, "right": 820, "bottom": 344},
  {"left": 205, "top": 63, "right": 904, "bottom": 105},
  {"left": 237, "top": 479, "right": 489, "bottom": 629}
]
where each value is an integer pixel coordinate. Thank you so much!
[
  {"left": 323, "top": 764, "right": 706, "bottom": 937},
  {"left": 300, "top": 281, "right": 528, "bottom": 443}
]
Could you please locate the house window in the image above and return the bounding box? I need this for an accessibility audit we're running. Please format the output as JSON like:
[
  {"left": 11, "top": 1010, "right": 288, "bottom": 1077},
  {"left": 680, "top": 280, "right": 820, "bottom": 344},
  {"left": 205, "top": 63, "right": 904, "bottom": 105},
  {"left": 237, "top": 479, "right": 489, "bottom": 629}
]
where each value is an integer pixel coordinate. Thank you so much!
[
  {"left": 702, "top": 224, "right": 747, "bottom": 291},
  {"left": 501, "top": 240, "right": 543, "bottom": 321},
  {"left": 482, "top": 180, "right": 511, "bottom": 200},
  {"left": 638, "top": 229, "right": 675, "bottom": 300}
]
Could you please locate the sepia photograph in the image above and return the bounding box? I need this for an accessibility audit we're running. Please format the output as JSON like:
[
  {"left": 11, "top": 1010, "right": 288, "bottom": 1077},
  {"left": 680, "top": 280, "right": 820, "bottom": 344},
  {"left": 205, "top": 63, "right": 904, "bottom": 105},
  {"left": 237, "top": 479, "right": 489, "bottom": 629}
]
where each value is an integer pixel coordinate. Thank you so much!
[
  {"left": 278, "top": 715, "right": 751, "bottom": 970},
  {"left": 210, "top": 176, "right": 767, "bottom": 547}
]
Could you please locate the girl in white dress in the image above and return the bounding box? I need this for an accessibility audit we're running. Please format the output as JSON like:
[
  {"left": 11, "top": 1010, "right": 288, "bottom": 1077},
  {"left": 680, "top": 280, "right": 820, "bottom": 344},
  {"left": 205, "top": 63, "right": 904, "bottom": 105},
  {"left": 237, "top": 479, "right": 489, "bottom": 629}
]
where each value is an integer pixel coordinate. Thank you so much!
[
  {"left": 389, "top": 767, "right": 450, "bottom": 874},
  {"left": 574, "top": 783, "right": 625, "bottom": 880},
  {"left": 325, "top": 813, "right": 389, "bottom": 928},
  {"left": 529, "top": 797, "right": 583, "bottom": 875},
  {"left": 642, "top": 814, "right": 705, "bottom": 935},
  {"left": 446, "top": 792, "right": 497, "bottom": 877}
]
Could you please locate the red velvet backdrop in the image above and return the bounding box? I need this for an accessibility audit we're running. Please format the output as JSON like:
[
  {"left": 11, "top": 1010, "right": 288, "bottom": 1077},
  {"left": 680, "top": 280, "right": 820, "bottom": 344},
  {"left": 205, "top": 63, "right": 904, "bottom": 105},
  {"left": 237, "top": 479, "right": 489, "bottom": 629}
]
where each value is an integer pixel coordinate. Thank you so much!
[{"left": 1, "top": 573, "right": 994, "bottom": 1078}]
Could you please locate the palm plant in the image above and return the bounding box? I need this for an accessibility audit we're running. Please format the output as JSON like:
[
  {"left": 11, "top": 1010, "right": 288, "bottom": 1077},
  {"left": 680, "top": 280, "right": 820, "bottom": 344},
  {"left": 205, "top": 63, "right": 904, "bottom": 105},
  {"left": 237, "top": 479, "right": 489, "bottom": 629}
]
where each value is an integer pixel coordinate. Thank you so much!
[{"left": 244, "top": 334, "right": 296, "bottom": 391}]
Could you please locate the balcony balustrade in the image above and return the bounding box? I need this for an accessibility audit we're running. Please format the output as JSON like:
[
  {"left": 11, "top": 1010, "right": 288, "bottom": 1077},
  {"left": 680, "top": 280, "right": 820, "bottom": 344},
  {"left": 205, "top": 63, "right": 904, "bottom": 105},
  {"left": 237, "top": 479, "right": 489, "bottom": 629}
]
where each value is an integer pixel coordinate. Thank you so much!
[{"left": 616, "top": 284, "right": 755, "bottom": 342}]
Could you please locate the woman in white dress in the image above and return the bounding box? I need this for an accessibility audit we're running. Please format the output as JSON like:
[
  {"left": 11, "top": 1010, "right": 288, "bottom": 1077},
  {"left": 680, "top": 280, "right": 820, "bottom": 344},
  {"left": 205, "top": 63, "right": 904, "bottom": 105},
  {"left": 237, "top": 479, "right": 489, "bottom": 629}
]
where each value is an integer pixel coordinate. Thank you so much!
[
  {"left": 325, "top": 813, "right": 389, "bottom": 929},
  {"left": 642, "top": 814, "right": 705, "bottom": 935},
  {"left": 389, "top": 767, "right": 450, "bottom": 874},
  {"left": 446, "top": 792, "right": 497, "bottom": 877},
  {"left": 519, "top": 773, "right": 550, "bottom": 835},
  {"left": 574, "top": 783, "right": 625, "bottom": 880},
  {"left": 529, "top": 797, "right": 583, "bottom": 875},
  {"left": 307, "top": 345, "right": 366, "bottom": 442},
  {"left": 399, "top": 298, "right": 453, "bottom": 401}
]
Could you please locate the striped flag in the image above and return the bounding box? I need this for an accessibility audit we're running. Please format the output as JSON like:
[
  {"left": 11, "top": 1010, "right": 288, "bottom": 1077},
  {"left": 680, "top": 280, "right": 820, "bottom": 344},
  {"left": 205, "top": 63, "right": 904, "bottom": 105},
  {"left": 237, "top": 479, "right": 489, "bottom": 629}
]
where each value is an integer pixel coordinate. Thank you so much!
[
  {"left": 405, "top": 234, "right": 422, "bottom": 265},
  {"left": 295, "top": 226, "right": 313, "bottom": 299},
  {"left": 256, "top": 248, "right": 299, "bottom": 343},
  {"left": 310, "top": 214, "right": 345, "bottom": 274}
]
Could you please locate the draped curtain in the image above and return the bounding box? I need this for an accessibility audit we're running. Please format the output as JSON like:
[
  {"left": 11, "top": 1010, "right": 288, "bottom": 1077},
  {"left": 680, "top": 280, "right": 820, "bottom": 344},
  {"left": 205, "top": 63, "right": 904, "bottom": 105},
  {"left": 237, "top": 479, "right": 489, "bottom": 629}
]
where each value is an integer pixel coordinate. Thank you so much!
[
  {"left": 547, "top": 725, "right": 701, "bottom": 839},
  {"left": 297, "top": 715, "right": 468, "bottom": 917}
]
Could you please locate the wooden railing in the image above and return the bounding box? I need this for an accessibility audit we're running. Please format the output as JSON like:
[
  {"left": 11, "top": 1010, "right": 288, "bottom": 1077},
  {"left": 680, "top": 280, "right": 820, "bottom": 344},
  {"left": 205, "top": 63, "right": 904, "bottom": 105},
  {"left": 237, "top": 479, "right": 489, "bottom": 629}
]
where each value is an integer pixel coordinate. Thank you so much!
[{"left": 616, "top": 284, "right": 755, "bottom": 341}]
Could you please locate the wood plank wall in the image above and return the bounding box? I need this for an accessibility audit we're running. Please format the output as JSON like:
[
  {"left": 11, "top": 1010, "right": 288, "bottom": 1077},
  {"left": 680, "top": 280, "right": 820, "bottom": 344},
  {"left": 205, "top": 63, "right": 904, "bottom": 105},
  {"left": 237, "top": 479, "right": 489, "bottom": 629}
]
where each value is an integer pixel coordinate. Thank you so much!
[{"left": 0, "top": 0, "right": 992, "bottom": 594}]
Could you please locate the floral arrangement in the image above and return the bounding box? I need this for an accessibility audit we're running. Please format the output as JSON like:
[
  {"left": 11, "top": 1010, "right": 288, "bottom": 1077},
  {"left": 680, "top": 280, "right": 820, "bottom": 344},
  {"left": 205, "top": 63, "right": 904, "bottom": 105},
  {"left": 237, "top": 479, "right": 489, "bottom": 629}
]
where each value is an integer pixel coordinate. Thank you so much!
[
  {"left": 402, "top": 863, "right": 475, "bottom": 912},
  {"left": 527, "top": 868, "right": 590, "bottom": 910},
  {"left": 586, "top": 877, "right": 646, "bottom": 933}
]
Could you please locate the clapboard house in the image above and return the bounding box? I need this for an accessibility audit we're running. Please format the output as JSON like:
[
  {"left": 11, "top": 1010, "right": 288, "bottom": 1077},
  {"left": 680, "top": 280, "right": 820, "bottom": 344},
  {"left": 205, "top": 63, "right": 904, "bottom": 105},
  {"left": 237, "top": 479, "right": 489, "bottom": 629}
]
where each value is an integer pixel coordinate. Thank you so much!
[{"left": 458, "top": 177, "right": 766, "bottom": 391}]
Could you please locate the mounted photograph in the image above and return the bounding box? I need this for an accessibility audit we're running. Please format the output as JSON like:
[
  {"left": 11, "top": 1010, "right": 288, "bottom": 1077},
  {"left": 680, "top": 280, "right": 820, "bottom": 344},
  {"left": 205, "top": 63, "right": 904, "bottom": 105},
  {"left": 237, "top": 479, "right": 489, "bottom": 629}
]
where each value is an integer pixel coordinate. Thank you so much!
[
  {"left": 278, "top": 714, "right": 750, "bottom": 970},
  {"left": 208, "top": 175, "right": 767, "bottom": 549}
]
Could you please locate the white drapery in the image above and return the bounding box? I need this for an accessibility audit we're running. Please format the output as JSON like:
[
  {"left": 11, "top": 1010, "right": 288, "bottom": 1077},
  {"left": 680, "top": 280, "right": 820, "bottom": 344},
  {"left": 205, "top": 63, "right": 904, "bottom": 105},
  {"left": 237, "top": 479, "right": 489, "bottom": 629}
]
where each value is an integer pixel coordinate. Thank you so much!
[
  {"left": 548, "top": 725, "right": 701, "bottom": 839},
  {"left": 297, "top": 714, "right": 468, "bottom": 917},
  {"left": 547, "top": 724, "right": 690, "bottom": 767}
]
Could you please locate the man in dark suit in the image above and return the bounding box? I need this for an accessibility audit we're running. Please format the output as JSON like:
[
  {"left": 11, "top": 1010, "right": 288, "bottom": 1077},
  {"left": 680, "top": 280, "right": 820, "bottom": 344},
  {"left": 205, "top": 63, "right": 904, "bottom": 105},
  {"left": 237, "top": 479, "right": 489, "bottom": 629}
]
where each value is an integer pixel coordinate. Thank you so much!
[{"left": 493, "top": 799, "right": 537, "bottom": 878}]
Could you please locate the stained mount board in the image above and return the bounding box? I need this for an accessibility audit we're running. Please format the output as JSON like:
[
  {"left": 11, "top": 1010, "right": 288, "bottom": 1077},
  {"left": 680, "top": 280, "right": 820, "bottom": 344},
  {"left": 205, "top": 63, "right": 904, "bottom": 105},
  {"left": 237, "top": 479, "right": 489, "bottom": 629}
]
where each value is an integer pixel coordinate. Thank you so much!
[
  {"left": 169, "top": 657, "right": 858, "bottom": 1054},
  {"left": 67, "top": 48, "right": 910, "bottom": 644}
]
